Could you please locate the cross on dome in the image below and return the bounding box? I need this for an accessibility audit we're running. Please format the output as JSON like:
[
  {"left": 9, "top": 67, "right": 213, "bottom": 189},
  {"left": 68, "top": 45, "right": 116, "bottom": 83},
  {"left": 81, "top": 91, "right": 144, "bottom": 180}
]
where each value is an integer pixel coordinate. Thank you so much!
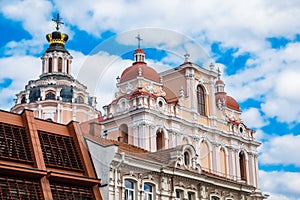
[
  {"left": 135, "top": 34, "right": 143, "bottom": 49},
  {"left": 217, "top": 67, "right": 221, "bottom": 80},
  {"left": 52, "top": 13, "right": 64, "bottom": 31}
]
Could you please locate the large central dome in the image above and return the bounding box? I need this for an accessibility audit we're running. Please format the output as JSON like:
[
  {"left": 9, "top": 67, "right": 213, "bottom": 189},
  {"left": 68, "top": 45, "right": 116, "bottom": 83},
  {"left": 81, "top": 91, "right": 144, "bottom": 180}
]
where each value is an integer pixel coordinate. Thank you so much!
[
  {"left": 119, "top": 47, "right": 160, "bottom": 83},
  {"left": 120, "top": 62, "right": 160, "bottom": 83}
]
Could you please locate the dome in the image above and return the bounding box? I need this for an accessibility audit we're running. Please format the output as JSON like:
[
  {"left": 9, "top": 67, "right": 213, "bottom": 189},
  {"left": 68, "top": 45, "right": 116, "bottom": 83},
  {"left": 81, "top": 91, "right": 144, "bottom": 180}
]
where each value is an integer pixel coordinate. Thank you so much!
[
  {"left": 120, "top": 62, "right": 160, "bottom": 83},
  {"left": 216, "top": 79, "right": 224, "bottom": 85},
  {"left": 226, "top": 96, "right": 240, "bottom": 111},
  {"left": 134, "top": 48, "right": 145, "bottom": 54}
]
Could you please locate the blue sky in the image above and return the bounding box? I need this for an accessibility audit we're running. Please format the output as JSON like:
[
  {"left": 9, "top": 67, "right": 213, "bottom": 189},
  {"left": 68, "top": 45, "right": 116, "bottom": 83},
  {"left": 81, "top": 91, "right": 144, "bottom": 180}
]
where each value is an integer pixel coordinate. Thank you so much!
[{"left": 1, "top": 1, "right": 300, "bottom": 199}]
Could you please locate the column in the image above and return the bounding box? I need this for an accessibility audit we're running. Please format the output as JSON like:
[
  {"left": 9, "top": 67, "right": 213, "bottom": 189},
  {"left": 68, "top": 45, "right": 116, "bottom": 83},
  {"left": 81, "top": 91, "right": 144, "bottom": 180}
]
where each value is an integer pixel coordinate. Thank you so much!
[
  {"left": 133, "top": 126, "right": 139, "bottom": 147},
  {"left": 21, "top": 110, "right": 53, "bottom": 200}
]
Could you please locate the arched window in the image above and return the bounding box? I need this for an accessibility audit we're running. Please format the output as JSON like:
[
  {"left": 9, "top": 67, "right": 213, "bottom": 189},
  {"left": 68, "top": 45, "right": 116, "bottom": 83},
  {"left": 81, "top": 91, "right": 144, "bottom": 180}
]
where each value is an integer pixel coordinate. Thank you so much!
[
  {"left": 58, "top": 57, "right": 63, "bottom": 72},
  {"left": 119, "top": 124, "right": 128, "bottom": 143},
  {"left": 184, "top": 151, "right": 190, "bottom": 166},
  {"left": 197, "top": 85, "right": 206, "bottom": 115},
  {"left": 125, "top": 180, "right": 135, "bottom": 200},
  {"left": 21, "top": 96, "right": 26, "bottom": 104},
  {"left": 156, "top": 130, "right": 165, "bottom": 150},
  {"left": 239, "top": 151, "right": 247, "bottom": 181},
  {"left": 211, "top": 196, "right": 220, "bottom": 200},
  {"left": 76, "top": 96, "right": 84, "bottom": 103},
  {"left": 45, "top": 92, "right": 56, "bottom": 100},
  {"left": 66, "top": 60, "right": 69, "bottom": 74},
  {"left": 48, "top": 58, "right": 53, "bottom": 73},
  {"left": 220, "top": 148, "right": 227, "bottom": 177},
  {"left": 144, "top": 183, "right": 153, "bottom": 200},
  {"left": 200, "top": 141, "right": 210, "bottom": 171}
]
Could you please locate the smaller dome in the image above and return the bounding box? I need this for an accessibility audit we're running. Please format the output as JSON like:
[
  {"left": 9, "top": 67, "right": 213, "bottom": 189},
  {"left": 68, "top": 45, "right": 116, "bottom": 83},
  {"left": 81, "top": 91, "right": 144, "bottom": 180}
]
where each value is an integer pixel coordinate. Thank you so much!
[
  {"left": 120, "top": 62, "right": 160, "bottom": 83},
  {"left": 226, "top": 96, "right": 240, "bottom": 111},
  {"left": 134, "top": 48, "right": 145, "bottom": 54},
  {"left": 216, "top": 79, "right": 224, "bottom": 85}
]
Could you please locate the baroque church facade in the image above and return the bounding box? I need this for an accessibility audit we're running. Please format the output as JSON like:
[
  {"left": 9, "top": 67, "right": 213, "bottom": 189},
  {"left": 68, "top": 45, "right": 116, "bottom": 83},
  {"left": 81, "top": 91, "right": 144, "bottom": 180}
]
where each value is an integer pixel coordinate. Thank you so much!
[
  {"left": 4, "top": 16, "right": 267, "bottom": 200},
  {"left": 84, "top": 43, "right": 267, "bottom": 199}
]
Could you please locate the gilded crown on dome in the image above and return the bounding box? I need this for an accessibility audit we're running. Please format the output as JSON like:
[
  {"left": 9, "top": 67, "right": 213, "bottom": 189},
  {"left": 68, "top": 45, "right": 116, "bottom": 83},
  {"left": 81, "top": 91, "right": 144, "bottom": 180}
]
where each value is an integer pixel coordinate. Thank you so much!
[{"left": 46, "top": 31, "right": 69, "bottom": 45}]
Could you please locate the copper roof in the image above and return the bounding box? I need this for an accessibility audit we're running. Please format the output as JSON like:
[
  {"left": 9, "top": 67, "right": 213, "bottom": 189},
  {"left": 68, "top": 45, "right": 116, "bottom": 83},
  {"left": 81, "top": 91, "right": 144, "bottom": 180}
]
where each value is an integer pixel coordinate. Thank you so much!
[
  {"left": 134, "top": 48, "right": 145, "bottom": 54},
  {"left": 120, "top": 62, "right": 160, "bottom": 83},
  {"left": 216, "top": 79, "right": 225, "bottom": 85},
  {"left": 226, "top": 95, "right": 240, "bottom": 111}
]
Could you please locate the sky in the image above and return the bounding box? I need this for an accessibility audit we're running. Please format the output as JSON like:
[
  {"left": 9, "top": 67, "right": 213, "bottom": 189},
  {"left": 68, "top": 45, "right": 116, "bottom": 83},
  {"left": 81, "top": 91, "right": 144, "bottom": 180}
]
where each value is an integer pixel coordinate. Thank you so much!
[{"left": 1, "top": 0, "right": 300, "bottom": 199}]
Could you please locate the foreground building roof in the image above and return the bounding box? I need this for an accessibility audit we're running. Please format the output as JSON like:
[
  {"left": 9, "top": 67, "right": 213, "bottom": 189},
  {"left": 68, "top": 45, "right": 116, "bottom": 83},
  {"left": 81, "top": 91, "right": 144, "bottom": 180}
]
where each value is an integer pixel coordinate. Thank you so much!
[{"left": 0, "top": 109, "right": 102, "bottom": 199}]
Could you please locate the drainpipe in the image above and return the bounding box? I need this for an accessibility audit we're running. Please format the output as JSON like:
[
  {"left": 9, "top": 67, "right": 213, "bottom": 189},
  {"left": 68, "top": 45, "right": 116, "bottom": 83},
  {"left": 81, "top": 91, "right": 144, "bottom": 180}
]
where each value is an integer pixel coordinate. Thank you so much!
[{"left": 114, "top": 152, "right": 125, "bottom": 200}]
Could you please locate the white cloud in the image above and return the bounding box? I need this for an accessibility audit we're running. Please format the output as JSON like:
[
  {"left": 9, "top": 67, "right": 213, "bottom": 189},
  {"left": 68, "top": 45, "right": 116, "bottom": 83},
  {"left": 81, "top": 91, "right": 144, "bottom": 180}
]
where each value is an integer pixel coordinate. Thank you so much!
[
  {"left": 241, "top": 107, "right": 268, "bottom": 129},
  {"left": 260, "top": 170, "right": 300, "bottom": 200},
  {"left": 0, "top": 55, "right": 40, "bottom": 110},
  {"left": 260, "top": 134, "right": 300, "bottom": 166},
  {"left": 0, "top": 0, "right": 53, "bottom": 37},
  {"left": 275, "top": 70, "right": 300, "bottom": 102}
]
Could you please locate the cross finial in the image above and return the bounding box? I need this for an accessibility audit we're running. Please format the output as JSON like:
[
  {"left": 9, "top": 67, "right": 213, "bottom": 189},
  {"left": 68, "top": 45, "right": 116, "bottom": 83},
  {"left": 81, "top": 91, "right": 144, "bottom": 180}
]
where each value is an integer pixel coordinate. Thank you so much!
[
  {"left": 135, "top": 34, "right": 142, "bottom": 48},
  {"left": 52, "top": 13, "right": 64, "bottom": 31},
  {"left": 217, "top": 67, "right": 221, "bottom": 79}
]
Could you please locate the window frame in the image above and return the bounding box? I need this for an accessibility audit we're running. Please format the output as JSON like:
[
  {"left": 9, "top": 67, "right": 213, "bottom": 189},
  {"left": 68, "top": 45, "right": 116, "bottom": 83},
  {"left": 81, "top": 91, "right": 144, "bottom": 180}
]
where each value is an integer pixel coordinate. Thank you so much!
[
  {"left": 197, "top": 85, "right": 206, "bottom": 116},
  {"left": 124, "top": 179, "right": 135, "bottom": 200},
  {"left": 58, "top": 57, "right": 63, "bottom": 72},
  {"left": 48, "top": 57, "right": 53, "bottom": 73},
  {"left": 143, "top": 183, "right": 153, "bottom": 200},
  {"left": 187, "top": 191, "right": 196, "bottom": 200},
  {"left": 184, "top": 151, "right": 190, "bottom": 167},
  {"left": 175, "top": 189, "right": 184, "bottom": 200}
]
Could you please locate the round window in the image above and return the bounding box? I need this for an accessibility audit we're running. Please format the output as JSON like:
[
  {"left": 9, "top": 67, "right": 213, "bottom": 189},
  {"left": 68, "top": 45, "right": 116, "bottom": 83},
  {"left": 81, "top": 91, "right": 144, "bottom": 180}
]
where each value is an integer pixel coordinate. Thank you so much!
[{"left": 158, "top": 101, "right": 163, "bottom": 107}]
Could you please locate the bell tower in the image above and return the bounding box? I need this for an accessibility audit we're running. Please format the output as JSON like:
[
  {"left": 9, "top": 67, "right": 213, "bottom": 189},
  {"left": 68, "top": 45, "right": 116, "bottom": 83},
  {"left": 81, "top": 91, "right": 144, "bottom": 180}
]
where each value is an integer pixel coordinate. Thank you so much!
[
  {"left": 11, "top": 14, "right": 100, "bottom": 124},
  {"left": 41, "top": 14, "right": 73, "bottom": 77}
]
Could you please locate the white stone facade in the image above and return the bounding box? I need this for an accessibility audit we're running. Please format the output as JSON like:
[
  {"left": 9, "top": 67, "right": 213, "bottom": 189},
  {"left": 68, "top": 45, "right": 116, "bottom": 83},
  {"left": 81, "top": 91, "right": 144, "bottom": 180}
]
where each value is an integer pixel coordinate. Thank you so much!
[{"left": 84, "top": 48, "right": 267, "bottom": 200}]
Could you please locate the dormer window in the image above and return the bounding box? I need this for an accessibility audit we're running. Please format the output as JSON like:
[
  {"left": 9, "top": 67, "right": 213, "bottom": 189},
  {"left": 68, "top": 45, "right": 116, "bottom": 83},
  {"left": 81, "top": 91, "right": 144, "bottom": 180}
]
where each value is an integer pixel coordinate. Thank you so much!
[
  {"left": 21, "top": 96, "right": 26, "bottom": 104},
  {"left": 45, "top": 92, "right": 56, "bottom": 100},
  {"left": 184, "top": 151, "right": 190, "bottom": 166}
]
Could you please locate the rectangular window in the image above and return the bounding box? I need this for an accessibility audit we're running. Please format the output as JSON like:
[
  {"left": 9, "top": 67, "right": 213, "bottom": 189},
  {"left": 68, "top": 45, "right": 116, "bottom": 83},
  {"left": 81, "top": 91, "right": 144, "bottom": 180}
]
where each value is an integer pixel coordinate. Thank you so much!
[
  {"left": 125, "top": 180, "right": 135, "bottom": 200},
  {"left": 0, "top": 174, "right": 42, "bottom": 200},
  {"left": 188, "top": 192, "right": 195, "bottom": 200},
  {"left": 175, "top": 189, "right": 183, "bottom": 200},
  {"left": 144, "top": 183, "right": 153, "bottom": 200},
  {"left": 50, "top": 182, "right": 94, "bottom": 200},
  {"left": 0, "top": 122, "right": 33, "bottom": 163},
  {"left": 38, "top": 130, "right": 84, "bottom": 171}
]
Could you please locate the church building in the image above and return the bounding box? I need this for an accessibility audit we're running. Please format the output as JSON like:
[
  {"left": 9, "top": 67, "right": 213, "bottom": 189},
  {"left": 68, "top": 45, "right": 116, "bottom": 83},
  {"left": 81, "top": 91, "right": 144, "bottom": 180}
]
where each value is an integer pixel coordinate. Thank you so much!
[{"left": 83, "top": 37, "right": 267, "bottom": 200}]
